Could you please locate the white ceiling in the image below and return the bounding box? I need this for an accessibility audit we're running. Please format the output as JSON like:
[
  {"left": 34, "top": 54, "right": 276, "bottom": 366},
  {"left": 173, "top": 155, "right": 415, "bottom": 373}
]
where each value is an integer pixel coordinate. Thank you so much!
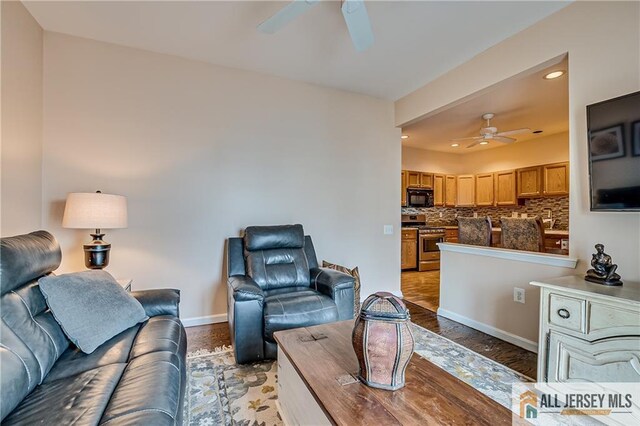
[
  {"left": 402, "top": 57, "right": 569, "bottom": 153},
  {"left": 23, "top": 1, "right": 569, "bottom": 100}
]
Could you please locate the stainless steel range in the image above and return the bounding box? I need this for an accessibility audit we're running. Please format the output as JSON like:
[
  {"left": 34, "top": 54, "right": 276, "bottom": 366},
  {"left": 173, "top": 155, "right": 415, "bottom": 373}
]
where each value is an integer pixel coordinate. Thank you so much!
[{"left": 401, "top": 214, "right": 445, "bottom": 271}]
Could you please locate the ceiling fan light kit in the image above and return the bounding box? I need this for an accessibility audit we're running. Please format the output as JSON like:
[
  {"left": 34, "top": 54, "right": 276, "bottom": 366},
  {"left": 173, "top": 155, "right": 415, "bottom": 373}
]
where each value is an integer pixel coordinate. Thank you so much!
[
  {"left": 258, "top": 0, "right": 374, "bottom": 52},
  {"left": 450, "top": 112, "right": 531, "bottom": 149}
]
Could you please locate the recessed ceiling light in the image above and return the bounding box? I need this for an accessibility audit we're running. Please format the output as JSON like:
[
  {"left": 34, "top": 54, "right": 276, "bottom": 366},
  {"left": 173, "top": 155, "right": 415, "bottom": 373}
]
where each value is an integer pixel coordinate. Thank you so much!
[
  {"left": 532, "top": 130, "right": 544, "bottom": 134},
  {"left": 544, "top": 70, "right": 565, "bottom": 80},
  {"left": 479, "top": 141, "right": 489, "bottom": 145},
  {"left": 451, "top": 143, "right": 459, "bottom": 147},
  {"left": 401, "top": 135, "right": 409, "bottom": 139}
]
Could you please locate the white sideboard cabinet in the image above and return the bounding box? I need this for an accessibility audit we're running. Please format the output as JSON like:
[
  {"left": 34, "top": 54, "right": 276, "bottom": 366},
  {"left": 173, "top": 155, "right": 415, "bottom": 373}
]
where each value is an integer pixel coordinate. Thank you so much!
[{"left": 530, "top": 276, "right": 640, "bottom": 383}]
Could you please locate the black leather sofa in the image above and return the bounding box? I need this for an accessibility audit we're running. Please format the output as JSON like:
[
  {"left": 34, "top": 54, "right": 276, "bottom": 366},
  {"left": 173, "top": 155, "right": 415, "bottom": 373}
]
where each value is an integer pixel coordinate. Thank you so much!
[
  {"left": 227, "top": 224, "right": 355, "bottom": 364},
  {"left": 0, "top": 231, "right": 187, "bottom": 425}
]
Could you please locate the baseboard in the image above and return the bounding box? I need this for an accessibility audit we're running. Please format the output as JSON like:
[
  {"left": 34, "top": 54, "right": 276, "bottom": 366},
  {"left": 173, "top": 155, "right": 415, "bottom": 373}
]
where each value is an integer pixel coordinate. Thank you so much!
[
  {"left": 436, "top": 307, "right": 538, "bottom": 353},
  {"left": 181, "top": 313, "right": 228, "bottom": 327}
]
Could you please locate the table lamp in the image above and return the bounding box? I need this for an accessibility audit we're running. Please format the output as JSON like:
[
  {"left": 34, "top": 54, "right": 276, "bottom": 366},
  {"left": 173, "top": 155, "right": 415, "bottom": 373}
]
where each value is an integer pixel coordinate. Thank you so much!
[{"left": 62, "top": 191, "right": 128, "bottom": 269}]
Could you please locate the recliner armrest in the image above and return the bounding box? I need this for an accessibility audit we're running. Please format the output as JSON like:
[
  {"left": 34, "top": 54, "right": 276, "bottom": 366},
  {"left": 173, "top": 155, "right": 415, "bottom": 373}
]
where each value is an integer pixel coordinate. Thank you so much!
[
  {"left": 131, "top": 289, "right": 180, "bottom": 318},
  {"left": 311, "top": 267, "right": 355, "bottom": 293},
  {"left": 228, "top": 276, "right": 264, "bottom": 302},
  {"left": 311, "top": 268, "right": 355, "bottom": 320}
]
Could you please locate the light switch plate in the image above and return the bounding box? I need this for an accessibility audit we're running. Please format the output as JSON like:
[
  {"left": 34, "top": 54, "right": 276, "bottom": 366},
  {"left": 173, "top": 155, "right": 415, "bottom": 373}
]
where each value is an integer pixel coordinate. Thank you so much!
[{"left": 383, "top": 225, "right": 393, "bottom": 235}]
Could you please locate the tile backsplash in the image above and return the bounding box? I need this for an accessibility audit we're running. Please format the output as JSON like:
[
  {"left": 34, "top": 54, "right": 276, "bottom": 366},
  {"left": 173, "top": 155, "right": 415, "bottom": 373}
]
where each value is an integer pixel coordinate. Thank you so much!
[{"left": 402, "top": 196, "right": 569, "bottom": 230}]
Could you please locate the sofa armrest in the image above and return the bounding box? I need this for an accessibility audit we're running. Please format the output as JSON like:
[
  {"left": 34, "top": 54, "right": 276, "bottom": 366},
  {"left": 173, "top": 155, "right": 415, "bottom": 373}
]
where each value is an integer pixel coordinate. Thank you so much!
[
  {"left": 131, "top": 289, "right": 180, "bottom": 318},
  {"left": 310, "top": 267, "right": 355, "bottom": 320},
  {"left": 228, "top": 276, "right": 264, "bottom": 302}
]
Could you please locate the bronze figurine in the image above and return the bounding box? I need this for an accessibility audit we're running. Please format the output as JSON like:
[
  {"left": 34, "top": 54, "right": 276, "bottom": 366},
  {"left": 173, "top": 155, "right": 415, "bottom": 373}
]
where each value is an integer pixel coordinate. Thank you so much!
[{"left": 585, "top": 244, "right": 623, "bottom": 286}]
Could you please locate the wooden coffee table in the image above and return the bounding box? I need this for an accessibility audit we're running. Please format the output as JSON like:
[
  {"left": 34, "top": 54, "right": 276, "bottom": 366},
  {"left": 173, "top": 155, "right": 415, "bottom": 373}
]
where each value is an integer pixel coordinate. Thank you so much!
[{"left": 274, "top": 320, "right": 512, "bottom": 425}]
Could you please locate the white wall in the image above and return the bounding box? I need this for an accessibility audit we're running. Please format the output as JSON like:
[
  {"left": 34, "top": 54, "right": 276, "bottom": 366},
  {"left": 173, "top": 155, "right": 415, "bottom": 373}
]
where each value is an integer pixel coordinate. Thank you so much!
[
  {"left": 462, "top": 132, "right": 569, "bottom": 174},
  {"left": 403, "top": 131, "right": 569, "bottom": 175},
  {"left": 401, "top": 146, "right": 467, "bottom": 174},
  {"left": 1, "top": 1, "right": 43, "bottom": 236},
  {"left": 396, "top": 2, "right": 640, "bottom": 279},
  {"left": 439, "top": 246, "right": 577, "bottom": 351},
  {"left": 42, "top": 32, "right": 400, "bottom": 321}
]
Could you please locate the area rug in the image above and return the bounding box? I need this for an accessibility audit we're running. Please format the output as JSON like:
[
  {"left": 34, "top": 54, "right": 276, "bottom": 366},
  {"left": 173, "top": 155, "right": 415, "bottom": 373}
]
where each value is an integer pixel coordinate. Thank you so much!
[{"left": 183, "top": 324, "right": 533, "bottom": 425}]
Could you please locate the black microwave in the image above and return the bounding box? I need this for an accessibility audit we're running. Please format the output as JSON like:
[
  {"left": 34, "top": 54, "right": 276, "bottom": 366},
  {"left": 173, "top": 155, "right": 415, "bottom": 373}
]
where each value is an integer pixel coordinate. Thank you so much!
[{"left": 407, "top": 188, "right": 434, "bottom": 208}]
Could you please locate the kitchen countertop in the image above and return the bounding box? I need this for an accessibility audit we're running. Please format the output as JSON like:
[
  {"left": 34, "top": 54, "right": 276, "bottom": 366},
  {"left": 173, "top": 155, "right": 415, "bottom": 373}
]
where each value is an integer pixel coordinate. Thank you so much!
[
  {"left": 490, "top": 227, "right": 569, "bottom": 236},
  {"left": 405, "top": 224, "right": 569, "bottom": 236}
]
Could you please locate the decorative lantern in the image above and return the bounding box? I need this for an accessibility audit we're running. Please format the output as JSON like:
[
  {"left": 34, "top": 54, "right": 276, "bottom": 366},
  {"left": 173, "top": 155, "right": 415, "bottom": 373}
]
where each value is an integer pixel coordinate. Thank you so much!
[{"left": 352, "top": 292, "right": 415, "bottom": 391}]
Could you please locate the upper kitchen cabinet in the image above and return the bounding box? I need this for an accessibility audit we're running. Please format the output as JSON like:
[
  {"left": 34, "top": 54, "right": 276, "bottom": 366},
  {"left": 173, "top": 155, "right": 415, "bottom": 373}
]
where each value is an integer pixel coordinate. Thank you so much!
[
  {"left": 494, "top": 170, "right": 517, "bottom": 206},
  {"left": 516, "top": 166, "right": 542, "bottom": 198},
  {"left": 456, "top": 175, "right": 475, "bottom": 207},
  {"left": 406, "top": 171, "right": 421, "bottom": 188},
  {"left": 475, "top": 173, "right": 494, "bottom": 206},
  {"left": 406, "top": 170, "right": 433, "bottom": 189},
  {"left": 543, "top": 162, "right": 569, "bottom": 196},
  {"left": 401, "top": 171, "right": 408, "bottom": 206},
  {"left": 445, "top": 175, "right": 457, "bottom": 207},
  {"left": 420, "top": 173, "right": 434, "bottom": 189},
  {"left": 433, "top": 174, "right": 445, "bottom": 206}
]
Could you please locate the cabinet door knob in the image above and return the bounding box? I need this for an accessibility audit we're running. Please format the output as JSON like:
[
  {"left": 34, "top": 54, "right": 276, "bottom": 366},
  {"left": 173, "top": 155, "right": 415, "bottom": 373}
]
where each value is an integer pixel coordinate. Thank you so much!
[{"left": 557, "top": 308, "right": 570, "bottom": 319}]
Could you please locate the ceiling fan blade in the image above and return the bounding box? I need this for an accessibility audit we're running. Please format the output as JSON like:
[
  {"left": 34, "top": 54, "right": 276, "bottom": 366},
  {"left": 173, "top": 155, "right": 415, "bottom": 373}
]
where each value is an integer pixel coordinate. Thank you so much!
[
  {"left": 493, "top": 136, "right": 516, "bottom": 143},
  {"left": 450, "top": 136, "right": 483, "bottom": 142},
  {"left": 258, "top": 0, "right": 319, "bottom": 34},
  {"left": 466, "top": 140, "right": 482, "bottom": 148},
  {"left": 341, "top": 0, "right": 374, "bottom": 52},
  {"left": 495, "top": 128, "right": 530, "bottom": 137}
]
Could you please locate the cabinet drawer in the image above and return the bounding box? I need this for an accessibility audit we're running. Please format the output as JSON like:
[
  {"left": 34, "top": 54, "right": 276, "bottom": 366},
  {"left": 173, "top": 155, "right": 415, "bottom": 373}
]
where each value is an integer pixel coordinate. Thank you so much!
[
  {"left": 548, "top": 293, "right": 585, "bottom": 333},
  {"left": 588, "top": 301, "right": 640, "bottom": 339},
  {"left": 401, "top": 229, "right": 417, "bottom": 240},
  {"left": 420, "top": 251, "right": 440, "bottom": 261}
]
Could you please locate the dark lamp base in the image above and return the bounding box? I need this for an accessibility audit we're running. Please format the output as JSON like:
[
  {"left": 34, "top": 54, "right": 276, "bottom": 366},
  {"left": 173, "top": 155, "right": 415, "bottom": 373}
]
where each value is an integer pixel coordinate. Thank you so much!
[{"left": 83, "top": 233, "right": 111, "bottom": 269}]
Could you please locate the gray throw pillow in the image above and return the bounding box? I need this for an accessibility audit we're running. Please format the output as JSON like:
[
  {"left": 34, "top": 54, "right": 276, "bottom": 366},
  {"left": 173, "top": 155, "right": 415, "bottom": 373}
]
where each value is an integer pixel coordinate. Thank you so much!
[{"left": 38, "top": 270, "right": 148, "bottom": 354}]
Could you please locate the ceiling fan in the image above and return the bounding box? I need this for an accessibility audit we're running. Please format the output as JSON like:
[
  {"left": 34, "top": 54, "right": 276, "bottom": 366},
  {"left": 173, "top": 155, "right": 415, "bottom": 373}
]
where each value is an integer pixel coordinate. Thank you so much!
[
  {"left": 257, "top": 0, "right": 374, "bottom": 52},
  {"left": 450, "top": 113, "right": 531, "bottom": 148}
]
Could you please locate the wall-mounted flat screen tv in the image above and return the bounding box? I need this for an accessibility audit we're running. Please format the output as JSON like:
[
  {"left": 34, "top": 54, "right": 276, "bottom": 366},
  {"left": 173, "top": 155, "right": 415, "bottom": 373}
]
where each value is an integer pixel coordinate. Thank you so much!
[{"left": 587, "top": 90, "right": 640, "bottom": 211}]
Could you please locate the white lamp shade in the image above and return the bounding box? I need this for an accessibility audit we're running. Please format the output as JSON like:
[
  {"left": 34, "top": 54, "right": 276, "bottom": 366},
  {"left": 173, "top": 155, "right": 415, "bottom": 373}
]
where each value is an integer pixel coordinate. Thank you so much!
[{"left": 62, "top": 192, "right": 128, "bottom": 229}]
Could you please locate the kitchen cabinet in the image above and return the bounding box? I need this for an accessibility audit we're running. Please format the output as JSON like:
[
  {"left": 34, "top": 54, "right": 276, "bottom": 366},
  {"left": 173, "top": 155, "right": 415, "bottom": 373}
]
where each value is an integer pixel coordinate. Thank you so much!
[
  {"left": 406, "top": 170, "right": 434, "bottom": 189},
  {"left": 444, "top": 229, "right": 458, "bottom": 243},
  {"left": 475, "top": 173, "right": 494, "bottom": 206},
  {"left": 406, "top": 171, "right": 421, "bottom": 188},
  {"left": 401, "top": 171, "right": 408, "bottom": 206},
  {"left": 456, "top": 175, "right": 475, "bottom": 207},
  {"left": 543, "top": 162, "right": 569, "bottom": 196},
  {"left": 444, "top": 175, "right": 456, "bottom": 207},
  {"left": 401, "top": 228, "right": 418, "bottom": 270},
  {"left": 420, "top": 173, "right": 434, "bottom": 189},
  {"left": 433, "top": 174, "right": 445, "bottom": 206},
  {"left": 516, "top": 166, "right": 542, "bottom": 198},
  {"left": 494, "top": 170, "right": 517, "bottom": 206}
]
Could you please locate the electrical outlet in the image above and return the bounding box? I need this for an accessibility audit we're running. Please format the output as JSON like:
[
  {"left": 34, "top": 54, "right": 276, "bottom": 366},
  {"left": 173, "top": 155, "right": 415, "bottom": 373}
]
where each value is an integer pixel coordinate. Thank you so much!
[
  {"left": 521, "top": 213, "right": 528, "bottom": 218},
  {"left": 439, "top": 212, "right": 443, "bottom": 218},
  {"left": 383, "top": 225, "right": 393, "bottom": 235},
  {"left": 561, "top": 239, "right": 568, "bottom": 250},
  {"left": 473, "top": 212, "right": 478, "bottom": 218},
  {"left": 512, "top": 212, "right": 518, "bottom": 218},
  {"left": 514, "top": 288, "right": 525, "bottom": 304}
]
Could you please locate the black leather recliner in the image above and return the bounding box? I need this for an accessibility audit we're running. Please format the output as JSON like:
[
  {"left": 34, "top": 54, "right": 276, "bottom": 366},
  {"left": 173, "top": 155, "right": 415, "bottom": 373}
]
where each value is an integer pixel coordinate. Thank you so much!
[
  {"left": 0, "top": 231, "right": 187, "bottom": 425},
  {"left": 227, "top": 224, "right": 355, "bottom": 364}
]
